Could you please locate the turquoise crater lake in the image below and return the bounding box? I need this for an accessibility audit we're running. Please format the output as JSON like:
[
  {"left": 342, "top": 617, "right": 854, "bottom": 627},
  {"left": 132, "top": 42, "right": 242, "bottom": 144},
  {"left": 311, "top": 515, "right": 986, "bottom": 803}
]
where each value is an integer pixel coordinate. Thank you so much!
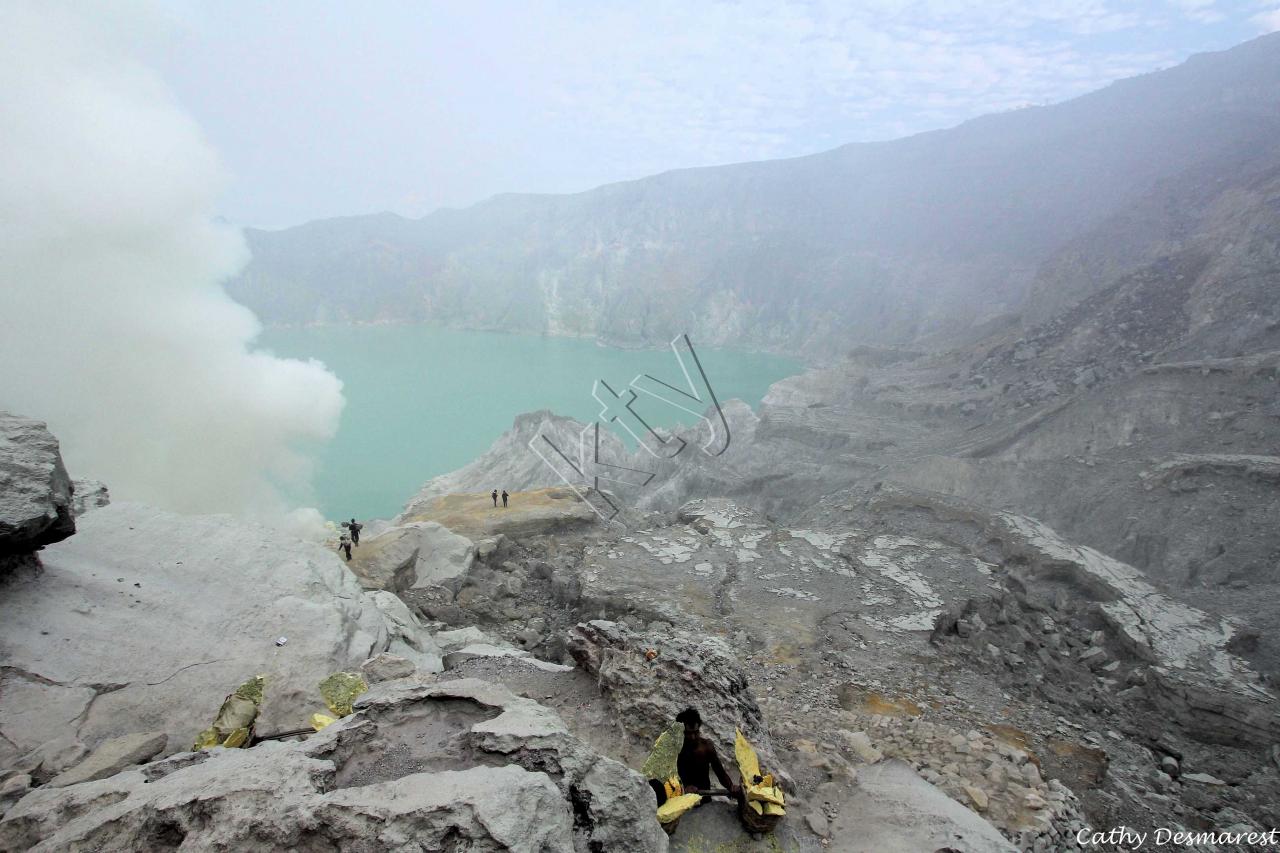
[{"left": 256, "top": 326, "right": 802, "bottom": 521}]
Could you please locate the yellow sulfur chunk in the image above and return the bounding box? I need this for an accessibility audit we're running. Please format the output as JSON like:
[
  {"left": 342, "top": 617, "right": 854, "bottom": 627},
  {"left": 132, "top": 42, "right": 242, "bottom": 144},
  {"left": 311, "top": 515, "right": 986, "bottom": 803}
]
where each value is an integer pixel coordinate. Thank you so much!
[
  {"left": 310, "top": 713, "right": 338, "bottom": 731},
  {"left": 221, "top": 728, "right": 250, "bottom": 749},
  {"left": 735, "top": 729, "right": 760, "bottom": 782},
  {"left": 657, "top": 793, "right": 702, "bottom": 823},
  {"left": 746, "top": 785, "right": 785, "bottom": 806}
]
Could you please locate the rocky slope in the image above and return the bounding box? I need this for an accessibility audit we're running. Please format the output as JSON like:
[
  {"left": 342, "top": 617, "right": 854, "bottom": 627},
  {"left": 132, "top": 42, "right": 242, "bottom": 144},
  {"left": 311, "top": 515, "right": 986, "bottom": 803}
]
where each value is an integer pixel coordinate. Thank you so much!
[
  {"left": 1, "top": 677, "right": 666, "bottom": 852},
  {"left": 227, "top": 35, "right": 1280, "bottom": 356},
  {"left": 0, "top": 502, "right": 439, "bottom": 773},
  {"left": 399, "top": 482, "right": 1278, "bottom": 849},
  {"left": 4, "top": 395, "right": 1277, "bottom": 850}
]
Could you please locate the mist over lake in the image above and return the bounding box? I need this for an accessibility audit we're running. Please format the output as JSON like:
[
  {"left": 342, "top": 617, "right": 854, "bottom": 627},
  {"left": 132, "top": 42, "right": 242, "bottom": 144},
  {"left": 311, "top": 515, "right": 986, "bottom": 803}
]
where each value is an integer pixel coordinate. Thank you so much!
[{"left": 257, "top": 325, "right": 801, "bottom": 521}]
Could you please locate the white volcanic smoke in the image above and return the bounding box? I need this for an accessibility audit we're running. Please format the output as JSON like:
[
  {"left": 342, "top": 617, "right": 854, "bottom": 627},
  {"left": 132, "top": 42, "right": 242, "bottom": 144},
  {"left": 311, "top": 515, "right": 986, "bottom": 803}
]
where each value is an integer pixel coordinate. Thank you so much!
[{"left": 0, "top": 4, "right": 344, "bottom": 523}]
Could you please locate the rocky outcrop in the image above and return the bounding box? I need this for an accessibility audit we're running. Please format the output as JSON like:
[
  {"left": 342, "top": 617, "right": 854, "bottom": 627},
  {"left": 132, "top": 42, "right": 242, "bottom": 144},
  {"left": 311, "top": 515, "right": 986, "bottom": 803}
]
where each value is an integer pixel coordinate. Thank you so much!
[
  {"left": 366, "top": 590, "right": 444, "bottom": 673},
  {"left": 0, "top": 676, "right": 668, "bottom": 852},
  {"left": 0, "top": 503, "right": 396, "bottom": 777},
  {"left": 346, "top": 521, "right": 475, "bottom": 592},
  {"left": 567, "top": 620, "right": 779, "bottom": 780},
  {"left": 69, "top": 479, "right": 109, "bottom": 518},
  {"left": 400, "top": 402, "right": 775, "bottom": 518},
  {"left": 358, "top": 652, "right": 415, "bottom": 683},
  {"left": 0, "top": 413, "right": 75, "bottom": 566}
]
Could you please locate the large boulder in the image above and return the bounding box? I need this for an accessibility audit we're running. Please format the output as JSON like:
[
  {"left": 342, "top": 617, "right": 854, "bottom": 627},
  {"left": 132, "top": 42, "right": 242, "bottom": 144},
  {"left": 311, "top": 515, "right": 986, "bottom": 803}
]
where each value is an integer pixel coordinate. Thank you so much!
[
  {"left": 346, "top": 521, "right": 475, "bottom": 592},
  {"left": 0, "top": 502, "right": 391, "bottom": 776},
  {"left": 0, "top": 413, "right": 75, "bottom": 562},
  {"left": 366, "top": 590, "right": 443, "bottom": 673},
  {"left": 567, "top": 620, "right": 781, "bottom": 780},
  {"left": 0, "top": 677, "right": 668, "bottom": 852}
]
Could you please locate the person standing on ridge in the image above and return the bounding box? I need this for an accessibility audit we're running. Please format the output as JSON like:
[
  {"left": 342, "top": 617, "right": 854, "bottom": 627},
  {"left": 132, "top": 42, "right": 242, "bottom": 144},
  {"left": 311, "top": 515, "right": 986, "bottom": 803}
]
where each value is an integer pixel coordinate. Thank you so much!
[
  {"left": 338, "top": 533, "right": 353, "bottom": 562},
  {"left": 502, "top": 489, "right": 509, "bottom": 508},
  {"left": 491, "top": 489, "right": 499, "bottom": 508},
  {"left": 348, "top": 518, "right": 363, "bottom": 546}
]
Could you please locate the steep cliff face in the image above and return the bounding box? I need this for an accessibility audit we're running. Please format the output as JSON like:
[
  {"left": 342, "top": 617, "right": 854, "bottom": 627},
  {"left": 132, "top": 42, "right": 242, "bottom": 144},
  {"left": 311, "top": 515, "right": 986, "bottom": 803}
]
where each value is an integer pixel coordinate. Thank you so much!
[{"left": 227, "top": 35, "right": 1280, "bottom": 355}]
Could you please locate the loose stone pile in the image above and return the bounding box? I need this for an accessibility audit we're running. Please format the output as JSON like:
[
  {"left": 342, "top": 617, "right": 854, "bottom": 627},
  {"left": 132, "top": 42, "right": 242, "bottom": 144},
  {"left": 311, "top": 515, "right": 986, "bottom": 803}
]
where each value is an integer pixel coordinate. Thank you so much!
[{"left": 837, "top": 711, "right": 1087, "bottom": 852}]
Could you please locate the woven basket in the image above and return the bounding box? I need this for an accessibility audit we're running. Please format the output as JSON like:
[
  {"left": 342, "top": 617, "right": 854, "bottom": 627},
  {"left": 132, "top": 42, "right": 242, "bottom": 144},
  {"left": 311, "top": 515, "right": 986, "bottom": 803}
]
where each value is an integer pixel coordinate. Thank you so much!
[{"left": 739, "top": 800, "right": 782, "bottom": 834}]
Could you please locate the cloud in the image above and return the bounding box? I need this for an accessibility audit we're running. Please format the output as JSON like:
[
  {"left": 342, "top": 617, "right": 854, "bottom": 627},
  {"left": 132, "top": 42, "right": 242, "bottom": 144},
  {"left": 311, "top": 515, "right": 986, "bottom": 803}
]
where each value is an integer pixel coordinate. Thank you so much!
[
  {"left": 1253, "top": 5, "right": 1280, "bottom": 30},
  {"left": 0, "top": 3, "right": 345, "bottom": 523},
  {"left": 1170, "top": 0, "right": 1227, "bottom": 22},
  {"left": 514, "top": 0, "right": 1180, "bottom": 166}
]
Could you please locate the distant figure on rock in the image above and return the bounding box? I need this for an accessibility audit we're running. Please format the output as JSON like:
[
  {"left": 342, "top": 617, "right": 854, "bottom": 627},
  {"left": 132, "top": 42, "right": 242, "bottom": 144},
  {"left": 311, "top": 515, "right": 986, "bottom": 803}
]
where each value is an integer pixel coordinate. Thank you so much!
[
  {"left": 348, "top": 518, "right": 362, "bottom": 546},
  {"left": 338, "top": 533, "right": 353, "bottom": 562},
  {"left": 675, "top": 708, "right": 736, "bottom": 796},
  {"left": 502, "top": 489, "right": 509, "bottom": 508},
  {"left": 491, "top": 489, "right": 498, "bottom": 508}
]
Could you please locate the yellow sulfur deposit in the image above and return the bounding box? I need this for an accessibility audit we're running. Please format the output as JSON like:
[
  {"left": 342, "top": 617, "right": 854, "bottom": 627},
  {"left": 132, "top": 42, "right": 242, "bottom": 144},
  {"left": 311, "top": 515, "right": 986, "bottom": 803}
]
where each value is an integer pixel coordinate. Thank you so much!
[
  {"left": 657, "top": 793, "right": 702, "bottom": 824},
  {"left": 318, "top": 672, "right": 368, "bottom": 717},
  {"left": 642, "top": 722, "right": 685, "bottom": 782},
  {"left": 310, "top": 713, "right": 338, "bottom": 731},
  {"left": 736, "top": 728, "right": 786, "bottom": 816},
  {"left": 193, "top": 675, "right": 266, "bottom": 750}
]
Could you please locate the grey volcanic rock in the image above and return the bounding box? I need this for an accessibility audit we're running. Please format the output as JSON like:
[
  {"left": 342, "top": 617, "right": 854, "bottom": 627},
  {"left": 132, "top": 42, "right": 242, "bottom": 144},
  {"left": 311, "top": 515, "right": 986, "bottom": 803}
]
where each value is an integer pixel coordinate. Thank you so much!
[
  {"left": 0, "top": 413, "right": 74, "bottom": 560},
  {"left": 0, "top": 677, "right": 668, "bottom": 852},
  {"left": 7, "top": 737, "right": 88, "bottom": 785},
  {"left": 404, "top": 399, "right": 781, "bottom": 517},
  {"left": 869, "top": 484, "right": 1280, "bottom": 747},
  {"left": 367, "top": 590, "right": 444, "bottom": 673},
  {"left": 347, "top": 520, "right": 475, "bottom": 592},
  {"left": 0, "top": 503, "right": 392, "bottom": 773},
  {"left": 834, "top": 760, "right": 1017, "bottom": 853},
  {"left": 567, "top": 620, "right": 779, "bottom": 779},
  {"left": 69, "top": 479, "right": 109, "bottom": 518},
  {"left": 46, "top": 731, "right": 167, "bottom": 788},
  {"left": 359, "top": 652, "right": 415, "bottom": 683}
]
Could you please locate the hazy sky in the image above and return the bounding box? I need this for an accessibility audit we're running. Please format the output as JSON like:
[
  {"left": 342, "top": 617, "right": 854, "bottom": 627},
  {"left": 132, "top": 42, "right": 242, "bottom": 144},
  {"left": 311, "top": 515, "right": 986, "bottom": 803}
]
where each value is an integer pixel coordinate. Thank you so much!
[{"left": 153, "top": 1, "right": 1280, "bottom": 230}]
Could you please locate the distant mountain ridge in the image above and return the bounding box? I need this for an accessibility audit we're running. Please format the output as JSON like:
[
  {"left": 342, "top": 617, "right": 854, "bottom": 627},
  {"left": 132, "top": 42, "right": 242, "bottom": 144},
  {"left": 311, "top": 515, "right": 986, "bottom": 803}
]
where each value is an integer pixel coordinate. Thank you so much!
[{"left": 226, "top": 33, "right": 1280, "bottom": 357}]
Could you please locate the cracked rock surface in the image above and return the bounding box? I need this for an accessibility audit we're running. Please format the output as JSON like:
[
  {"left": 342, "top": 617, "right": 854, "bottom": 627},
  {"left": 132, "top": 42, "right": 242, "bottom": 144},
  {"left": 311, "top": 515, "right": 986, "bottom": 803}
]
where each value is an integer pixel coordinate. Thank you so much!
[
  {"left": 0, "top": 676, "right": 666, "bottom": 853},
  {"left": 0, "top": 503, "right": 401, "bottom": 774}
]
